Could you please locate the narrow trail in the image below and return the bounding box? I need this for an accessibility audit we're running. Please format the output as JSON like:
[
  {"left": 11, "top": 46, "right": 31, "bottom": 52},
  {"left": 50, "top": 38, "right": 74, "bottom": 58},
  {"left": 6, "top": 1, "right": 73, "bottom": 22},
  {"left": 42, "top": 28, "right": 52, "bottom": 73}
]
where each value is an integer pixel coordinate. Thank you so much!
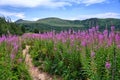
[
  {"left": 23, "top": 46, "right": 53, "bottom": 80},
  {"left": 22, "top": 45, "right": 59, "bottom": 80}
]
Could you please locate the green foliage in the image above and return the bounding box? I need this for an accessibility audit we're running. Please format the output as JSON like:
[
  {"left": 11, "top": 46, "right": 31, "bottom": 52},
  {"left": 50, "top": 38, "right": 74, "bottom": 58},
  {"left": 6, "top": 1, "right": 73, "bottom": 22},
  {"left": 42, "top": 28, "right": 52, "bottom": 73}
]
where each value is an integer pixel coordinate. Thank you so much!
[
  {"left": 0, "top": 42, "right": 32, "bottom": 80},
  {"left": 29, "top": 40, "right": 87, "bottom": 80},
  {"left": 25, "top": 32, "right": 120, "bottom": 80},
  {"left": 34, "top": 28, "right": 39, "bottom": 33},
  {"left": 0, "top": 17, "right": 24, "bottom": 36}
]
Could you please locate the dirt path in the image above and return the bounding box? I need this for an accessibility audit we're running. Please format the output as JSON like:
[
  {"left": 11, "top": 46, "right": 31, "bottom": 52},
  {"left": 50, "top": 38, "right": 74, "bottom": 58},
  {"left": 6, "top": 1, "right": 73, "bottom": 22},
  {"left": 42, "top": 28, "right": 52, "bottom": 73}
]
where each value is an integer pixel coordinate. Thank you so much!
[
  {"left": 22, "top": 45, "right": 59, "bottom": 80},
  {"left": 23, "top": 46, "right": 52, "bottom": 80}
]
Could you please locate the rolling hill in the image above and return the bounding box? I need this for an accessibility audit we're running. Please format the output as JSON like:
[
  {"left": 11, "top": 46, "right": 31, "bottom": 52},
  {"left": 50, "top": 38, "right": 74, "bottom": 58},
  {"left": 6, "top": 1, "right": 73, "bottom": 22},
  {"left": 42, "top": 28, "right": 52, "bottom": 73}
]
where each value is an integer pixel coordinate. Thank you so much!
[{"left": 15, "top": 17, "right": 120, "bottom": 32}]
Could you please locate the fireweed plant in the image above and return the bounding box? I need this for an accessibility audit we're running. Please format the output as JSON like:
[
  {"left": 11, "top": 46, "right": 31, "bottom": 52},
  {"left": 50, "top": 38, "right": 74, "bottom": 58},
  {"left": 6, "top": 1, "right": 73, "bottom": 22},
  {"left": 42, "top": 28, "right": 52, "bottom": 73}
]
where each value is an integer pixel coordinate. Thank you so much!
[
  {"left": 1, "top": 26, "right": 119, "bottom": 80},
  {"left": 0, "top": 35, "right": 32, "bottom": 80},
  {"left": 22, "top": 26, "right": 120, "bottom": 80}
]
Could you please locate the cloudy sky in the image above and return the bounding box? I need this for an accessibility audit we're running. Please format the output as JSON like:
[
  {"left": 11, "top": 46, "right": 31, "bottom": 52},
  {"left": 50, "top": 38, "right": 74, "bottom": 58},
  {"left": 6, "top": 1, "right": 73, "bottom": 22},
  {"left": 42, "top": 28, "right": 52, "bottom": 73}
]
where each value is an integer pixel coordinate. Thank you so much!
[{"left": 0, "top": 0, "right": 120, "bottom": 21}]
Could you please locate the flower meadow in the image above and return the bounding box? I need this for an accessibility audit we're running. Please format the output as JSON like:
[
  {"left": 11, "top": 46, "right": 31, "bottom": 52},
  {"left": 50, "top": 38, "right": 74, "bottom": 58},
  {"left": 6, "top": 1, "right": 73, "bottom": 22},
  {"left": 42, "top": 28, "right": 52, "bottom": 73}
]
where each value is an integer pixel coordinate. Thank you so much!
[
  {"left": 22, "top": 26, "right": 120, "bottom": 80},
  {"left": 0, "top": 26, "right": 120, "bottom": 80},
  {"left": 0, "top": 35, "right": 32, "bottom": 80}
]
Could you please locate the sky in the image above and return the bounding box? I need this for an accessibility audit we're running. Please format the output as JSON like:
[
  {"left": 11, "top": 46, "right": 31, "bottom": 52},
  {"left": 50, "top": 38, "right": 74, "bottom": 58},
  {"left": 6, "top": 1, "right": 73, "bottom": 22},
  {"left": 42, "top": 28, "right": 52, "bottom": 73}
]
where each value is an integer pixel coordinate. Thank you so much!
[{"left": 0, "top": 0, "right": 120, "bottom": 21}]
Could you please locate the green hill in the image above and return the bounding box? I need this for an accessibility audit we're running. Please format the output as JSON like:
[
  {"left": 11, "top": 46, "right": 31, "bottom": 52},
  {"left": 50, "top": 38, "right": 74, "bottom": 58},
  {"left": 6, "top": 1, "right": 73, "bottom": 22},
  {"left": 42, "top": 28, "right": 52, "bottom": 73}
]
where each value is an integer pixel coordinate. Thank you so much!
[
  {"left": 15, "top": 19, "right": 32, "bottom": 23},
  {"left": 36, "top": 17, "right": 82, "bottom": 27},
  {"left": 15, "top": 17, "right": 120, "bottom": 33}
]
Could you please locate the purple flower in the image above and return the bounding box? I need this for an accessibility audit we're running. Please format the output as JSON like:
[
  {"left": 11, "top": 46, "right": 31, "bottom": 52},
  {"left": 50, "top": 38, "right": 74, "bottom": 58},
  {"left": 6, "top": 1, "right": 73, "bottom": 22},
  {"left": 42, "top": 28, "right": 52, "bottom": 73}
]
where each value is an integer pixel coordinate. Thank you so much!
[
  {"left": 107, "top": 39, "right": 112, "bottom": 46},
  {"left": 111, "top": 26, "right": 115, "bottom": 31},
  {"left": 92, "top": 27, "right": 96, "bottom": 32},
  {"left": 96, "top": 26, "right": 99, "bottom": 31},
  {"left": 103, "top": 29, "right": 108, "bottom": 37},
  {"left": 117, "top": 45, "right": 120, "bottom": 48},
  {"left": 105, "top": 61, "right": 111, "bottom": 69},
  {"left": 115, "top": 33, "right": 120, "bottom": 44},
  {"left": 91, "top": 51, "right": 95, "bottom": 58},
  {"left": 99, "top": 34, "right": 104, "bottom": 40},
  {"left": 81, "top": 41, "right": 86, "bottom": 47},
  {"left": 89, "top": 29, "right": 93, "bottom": 33},
  {"left": 98, "top": 34, "right": 104, "bottom": 45}
]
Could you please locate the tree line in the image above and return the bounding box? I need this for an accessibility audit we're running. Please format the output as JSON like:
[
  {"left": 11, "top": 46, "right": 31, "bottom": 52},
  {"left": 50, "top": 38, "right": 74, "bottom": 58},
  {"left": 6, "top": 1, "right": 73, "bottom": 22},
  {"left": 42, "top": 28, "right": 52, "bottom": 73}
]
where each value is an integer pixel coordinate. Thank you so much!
[{"left": 0, "top": 17, "right": 25, "bottom": 36}]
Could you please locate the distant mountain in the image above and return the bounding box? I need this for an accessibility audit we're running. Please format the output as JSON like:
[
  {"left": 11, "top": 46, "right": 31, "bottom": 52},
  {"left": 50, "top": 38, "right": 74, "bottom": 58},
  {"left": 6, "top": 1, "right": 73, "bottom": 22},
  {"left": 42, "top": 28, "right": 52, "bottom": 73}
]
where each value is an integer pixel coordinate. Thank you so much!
[
  {"left": 15, "top": 19, "right": 33, "bottom": 23},
  {"left": 15, "top": 17, "right": 120, "bottom": 32},
  {"left": 16, "top": 17, "right": 83, "bottom": 27}
]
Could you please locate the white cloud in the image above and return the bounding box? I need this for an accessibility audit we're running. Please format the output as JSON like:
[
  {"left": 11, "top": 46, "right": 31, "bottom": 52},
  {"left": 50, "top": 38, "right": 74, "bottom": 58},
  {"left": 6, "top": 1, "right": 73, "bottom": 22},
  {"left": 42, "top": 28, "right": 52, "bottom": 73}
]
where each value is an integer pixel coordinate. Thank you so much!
[
  {"left": 81, "top": 0, "right": 106, "bottom": 6},
  {"left": 67, "top": 12, "right": 120, "bottom": 20},
  {"left": 32, "top": 17, "right": 40, "bottom": 21},
  {"left": 0, "top": 0, "right": 107, "bottom": 8},
  {"left": 0, "top": 10, "right": 25, "bottom": 19},
  {"left": 58, "top": 0, "right": 106, "bottom": 6},
  {"left": 0, "top": 0, "right": 71, "bottom": 8}
]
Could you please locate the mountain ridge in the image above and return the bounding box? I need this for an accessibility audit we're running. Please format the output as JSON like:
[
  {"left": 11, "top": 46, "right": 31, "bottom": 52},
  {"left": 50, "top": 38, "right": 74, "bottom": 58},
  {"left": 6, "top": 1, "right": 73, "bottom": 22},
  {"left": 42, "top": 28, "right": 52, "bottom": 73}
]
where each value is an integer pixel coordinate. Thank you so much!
[
  {"left": 15, "top": 17, "right": 120, "bottom": 32},
  {"left": 15, "top": 17, "right": 120, "bottom": 23}
]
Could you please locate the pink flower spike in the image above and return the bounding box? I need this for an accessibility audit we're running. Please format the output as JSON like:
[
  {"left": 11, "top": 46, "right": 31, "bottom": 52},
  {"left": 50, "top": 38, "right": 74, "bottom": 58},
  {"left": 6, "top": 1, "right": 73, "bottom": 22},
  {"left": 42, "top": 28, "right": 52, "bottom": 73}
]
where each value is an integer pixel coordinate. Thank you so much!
[
  {"left": 105, "top": 61, "right": 111, "bottom": 69},
  {"left": 96, "top": 26, "right": 99, "bottom": 31},
  {"left": 81, "top": 41, "right": 86, "bottom": 47},
  {"left": 111, "top": 26, "right": 115, "bottom": 31}
]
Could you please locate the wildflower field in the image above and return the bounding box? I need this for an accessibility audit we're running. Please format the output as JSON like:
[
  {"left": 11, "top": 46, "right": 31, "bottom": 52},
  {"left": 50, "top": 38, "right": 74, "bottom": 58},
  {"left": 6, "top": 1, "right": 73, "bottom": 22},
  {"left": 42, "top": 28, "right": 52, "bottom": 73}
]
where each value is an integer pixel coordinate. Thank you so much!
[
  {"left": 0, "top": 26, "right": 120, "bottom": 80},
  {"left": 0, "top": 35, "right": 32, "bottom": 80}
]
